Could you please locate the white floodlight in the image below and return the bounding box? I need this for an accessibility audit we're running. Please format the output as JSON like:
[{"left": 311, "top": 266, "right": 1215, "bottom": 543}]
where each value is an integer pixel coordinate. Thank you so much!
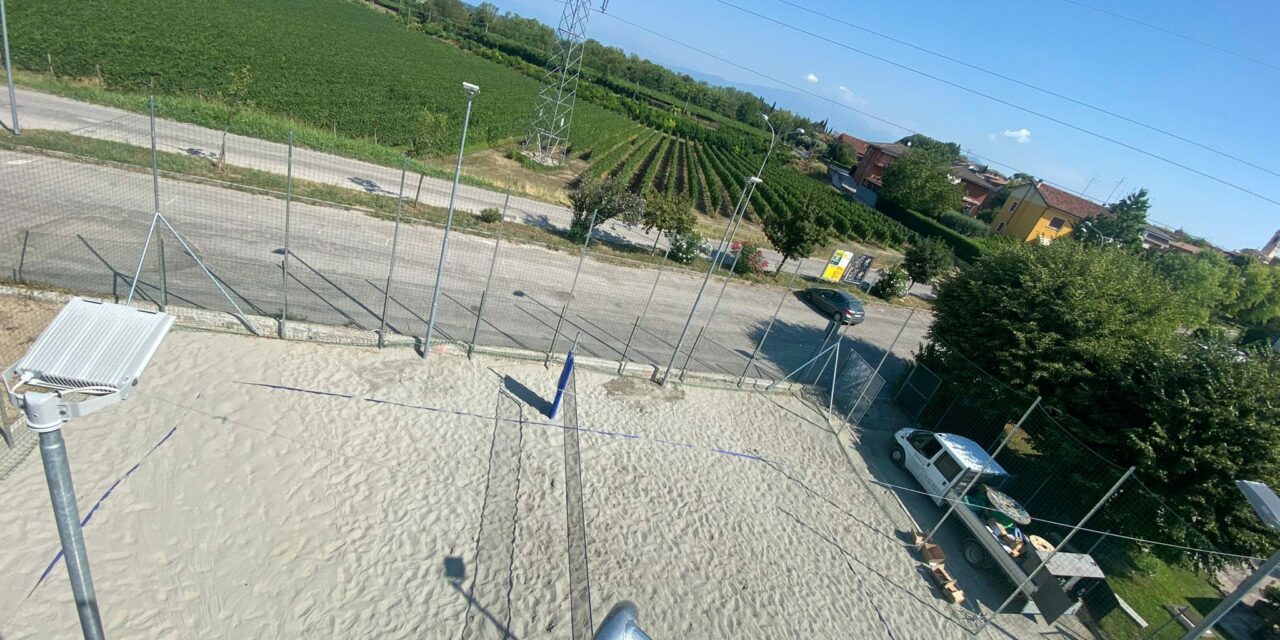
[
  {"left": 748, "top": 176, "right": 764, "bottom": 185},
  {"left": 462, "top": 81, "right": 480, "bottom": 95},
  {"left": 3, "top": 297, "right": 173, "bottom": 640}
]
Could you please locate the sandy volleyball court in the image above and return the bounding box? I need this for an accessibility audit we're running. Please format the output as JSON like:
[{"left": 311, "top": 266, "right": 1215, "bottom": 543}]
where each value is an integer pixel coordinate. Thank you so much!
[{"left": 1, "top": 300, "right": 1076, "bottom": 639}]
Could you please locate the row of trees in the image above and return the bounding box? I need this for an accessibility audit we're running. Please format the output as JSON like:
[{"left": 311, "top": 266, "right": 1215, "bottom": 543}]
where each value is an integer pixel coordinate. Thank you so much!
[{"left": 927, "top": 238, "right": 1280, "bottom": 561}]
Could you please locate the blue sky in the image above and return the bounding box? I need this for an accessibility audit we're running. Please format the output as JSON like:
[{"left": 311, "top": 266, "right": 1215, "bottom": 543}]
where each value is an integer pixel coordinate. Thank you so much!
[{"left": 491, "top": 0, "right": 1278, "bottom": 250}]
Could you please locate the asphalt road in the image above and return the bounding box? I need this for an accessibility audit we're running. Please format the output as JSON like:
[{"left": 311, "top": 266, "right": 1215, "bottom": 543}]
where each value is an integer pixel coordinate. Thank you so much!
[{"left": 0, "top": 146, "right": 931, "bottom": 386}]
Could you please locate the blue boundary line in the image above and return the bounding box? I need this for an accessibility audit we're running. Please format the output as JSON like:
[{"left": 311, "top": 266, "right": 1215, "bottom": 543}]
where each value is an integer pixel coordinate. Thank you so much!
[
  {"left": 238, "top": 381, "right": 774, "bottom": 465},
  {"left": 29, "top": 425, "right": 179, "bottom": 596}
]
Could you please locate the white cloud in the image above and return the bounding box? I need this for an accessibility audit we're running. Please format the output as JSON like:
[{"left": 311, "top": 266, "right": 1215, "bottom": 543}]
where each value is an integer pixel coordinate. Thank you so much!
[
  {"left": 1001, "top": 128, "right": 1032, "bottom": 143},
  {"left": 837, "top": 86, "right": 866, "bottom": 106},
  {"left": 804, "top": 72, "right": 819, "bottom": 84}
]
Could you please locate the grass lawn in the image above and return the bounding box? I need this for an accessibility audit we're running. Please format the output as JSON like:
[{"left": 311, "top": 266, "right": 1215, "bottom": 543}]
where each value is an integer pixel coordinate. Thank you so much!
[{"left": 1098, "top": 552, "right": 1228, "bottom": 639}]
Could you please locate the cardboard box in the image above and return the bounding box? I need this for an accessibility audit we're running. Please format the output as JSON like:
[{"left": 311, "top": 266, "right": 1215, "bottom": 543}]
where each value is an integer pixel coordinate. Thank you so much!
[{"left": 917, "top": 542, "right": 945, "bottom": 565}]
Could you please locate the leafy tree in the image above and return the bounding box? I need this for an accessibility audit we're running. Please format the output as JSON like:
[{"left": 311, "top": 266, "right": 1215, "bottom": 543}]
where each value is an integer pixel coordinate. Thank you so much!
[
  {"left": 1228, "top": 259, "right": 1280, "bottom": 327},
  {"left": 761, "top": 195, "right": 828, "bottom": 274},
  {"left": 1081, "top": 188, "right": 1150, "bottom": 247},
  {"left": 896, "top": 134, "right": 961, "bottom": 160},
  {"left": 1122, "top": 339, "right": 1280, "bottom": 560},
  {"left": 823, "top": 141, "right": 854, "bottom": 166},
  {"left": 1146, "top": 250, "right": 1241, "bottom": 327},
  {"left": 903, "top": 237, "right": 955, "bottom": 287},
  {"left": 929, "top": 239, "right": 1188, "bottom": 399},
  {"left": 408, "top": 109, "right": 451, "bottom": 204},
  {"left": 870, "top": 265, "right": 910, "bottom": 300},
  {"left": 641, "top": 190, "right": 696, "bottom": 253},
  {"left": 472, "top": 2, "right": 498, "bottom": 32},
  {"left": 216, "top": 65, "right": 253, "bottom": 170},
  {"left": 568, "top": 175, "right": 645, "bottom": 242},
  {"left": 879, "top": 150, "right": 963, "bottom": 217},
  {"left": 667, "top": 229, "right": 704, "bottom": 265}
]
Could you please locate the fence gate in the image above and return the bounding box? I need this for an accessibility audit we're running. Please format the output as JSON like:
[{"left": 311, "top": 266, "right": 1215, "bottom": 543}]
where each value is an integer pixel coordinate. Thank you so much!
[{"left": 894, "top": 362, "right": 941, "bottom": 421}]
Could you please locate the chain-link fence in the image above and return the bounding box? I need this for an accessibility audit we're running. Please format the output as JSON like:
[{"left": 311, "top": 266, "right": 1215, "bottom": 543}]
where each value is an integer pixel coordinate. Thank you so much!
[
  {"left": 0, "top": 93, "right": 930, "bottom": 390},
  {"left": 851, "top": 340, "right": 1267, "bottom": 638}
]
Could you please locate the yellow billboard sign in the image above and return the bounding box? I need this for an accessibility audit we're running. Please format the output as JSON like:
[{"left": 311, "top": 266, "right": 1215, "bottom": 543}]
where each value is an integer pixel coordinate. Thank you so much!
[{"left": 821, "top": 250, "right": 853, "bottom": 282}]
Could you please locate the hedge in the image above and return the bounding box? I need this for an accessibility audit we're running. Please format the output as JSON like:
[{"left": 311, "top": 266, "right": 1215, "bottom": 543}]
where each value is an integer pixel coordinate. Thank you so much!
[{"left": 875, "top": 201, "right": 986, "bottom": 263}]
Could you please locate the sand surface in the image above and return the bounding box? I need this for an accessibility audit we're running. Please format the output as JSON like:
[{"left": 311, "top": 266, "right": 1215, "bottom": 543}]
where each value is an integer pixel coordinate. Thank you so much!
[{"left": 1, "top": 304, "right": 1080, "bottom": 639}]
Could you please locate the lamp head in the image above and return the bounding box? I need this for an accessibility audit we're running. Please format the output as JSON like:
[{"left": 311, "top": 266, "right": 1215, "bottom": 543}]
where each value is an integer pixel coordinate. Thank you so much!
[
  {"left": 748, "top": 176, "right": 763, "bottom": 185},
  {"left": 462, "top": 82, "right": 480, "bottom": 96}
]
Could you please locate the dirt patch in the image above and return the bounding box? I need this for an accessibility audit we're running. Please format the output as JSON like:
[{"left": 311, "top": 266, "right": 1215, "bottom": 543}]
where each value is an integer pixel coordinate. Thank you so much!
[
  {"left": 601, "top": 375, "right": 684, "bottom": 401},
  {"left": 438, "top": 147, "right": 588, "bottom": 207}
]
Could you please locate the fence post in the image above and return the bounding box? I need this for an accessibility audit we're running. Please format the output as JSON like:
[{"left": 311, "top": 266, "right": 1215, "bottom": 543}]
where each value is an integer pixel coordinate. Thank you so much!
[
  {"left": 468, "top": 191, "right": 509, "bottom": 359},
  {"left": 1, "top": 0, "right": 19, "bottom": 135},
  {"left": 377, "top": 157, "right": 409, "bottom": 349},
  {"left": 281, "top": 131, "right": 294, "bottom": 338},
  {"left": 16, "top": 228, "right": 28, "bottom": 282},
  {"left": 923, "top": 396, "right": 1041, "bottom": 544},
  {"left": 548, "top": 209, "right": 596, "bottom": 362},
  {"left": 158, "top": 237, "right": 167, "bottom": 311},
  {"left": 681, "top": 248, "right": 740, "bottom": 380},
  {"left": 619, "top": 242, "right": 672, "bottom": 375},
  {"left": 124, "top": 94, "right": 162, "bottom": 306},
  {"left": 738, "top": 259, "right": 803, "bottom": 386},
  {"left": 845, "top": 308, "right": 915, "bottom": 424},
  {"left": 973, "top": 467, "right": 1135, "bottom": 636}
]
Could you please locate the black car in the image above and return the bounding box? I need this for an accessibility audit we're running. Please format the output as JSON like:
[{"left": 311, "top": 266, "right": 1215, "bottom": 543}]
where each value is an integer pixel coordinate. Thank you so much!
[{"left": 802, "top": 287, "right": 866, "bottom": 325}]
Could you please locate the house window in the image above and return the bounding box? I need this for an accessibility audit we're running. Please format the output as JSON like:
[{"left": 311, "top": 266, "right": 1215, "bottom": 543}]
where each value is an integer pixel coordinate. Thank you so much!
[
  {"left": 1047, "top": 217, "right": 1067, "bottom": 231},
  {"left": 1009, "top": 200, "right": 1020, "bottom": 212},
  {"left": 995, "top": 222, "right": 1006, "bottom": 232}
]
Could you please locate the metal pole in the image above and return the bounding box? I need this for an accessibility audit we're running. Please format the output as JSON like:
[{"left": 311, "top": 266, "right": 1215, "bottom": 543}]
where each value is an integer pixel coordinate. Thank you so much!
[
  {"left": 681, "top": 247, "right": 739, "bottom": 378},
  {"left": 923, "top": 396, "right": 1041, "bottom": 543},
  {"left": 661, "top": 176, "right": 758, "bottom": 386},
  {"left": 377, "top": 158, "right": 409, "bottom": 348},
  {"left": 158, "top": 237, "right": 167, "bottom": 311},
  {"left": 17, "top": 228, "right": 28, "bottom": 282},
  {"left": 827, "top": 339, "right": 839, "bottom": 422},
  {"left": 975, "top": 467, "right": 1135, "bottom": 636},
  {"left": 154, "top": 212, "right": 261, "bottom": 336},
  {"left": 549, "top": 209, "right": 597, "bottom": 360},
  {"left": 844, "top": 309, "right": 915, "bottom": 423},
  {"left": 281, "top": 132, "right": 294, "bottom": 338},
  {"left": 619, "top": 243, "right": 671, "bottom": 375},
  {"left": 1, "top": 0, "right": 19, "bottom": 135},
  {"left": 765, "top": 341, "right": 840, "bottom": 391},
  {"left": 125, "top": 96, "right": 162, "bottom": 305},
  {"left": 25, "top": 390, "right": 105, "bottom": 640},
  {"left": 739, "top": 259, "right": 803, "bottom": 386},
  {"left": 1180, "top": 549, "right": 1280, "bottom": 639},
  {"left": 469, "top": 195, "right": 508, "bottom": 359},
  {"left": 423, "top": 87, "right": 477, "bottom": 359}
]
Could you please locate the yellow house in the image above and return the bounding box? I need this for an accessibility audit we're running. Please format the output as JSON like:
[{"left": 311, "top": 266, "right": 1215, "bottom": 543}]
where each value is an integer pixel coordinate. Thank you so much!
[{"left": 990, "top": 182, "right": 1108, "bottom": 244}]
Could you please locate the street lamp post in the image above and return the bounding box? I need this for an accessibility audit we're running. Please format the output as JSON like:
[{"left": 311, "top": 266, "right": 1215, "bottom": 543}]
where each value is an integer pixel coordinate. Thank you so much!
[
  {"left": 1, "top": 0, "right": 18, "bottom": 134},
  {"left": 423, "top": 81, "right": 478, "bottom": 359},
  {"left": 1181, "top": 481, "right": 1280, "bottom": 639},
  {"left": 660, "top": 115, "right": 778, "bottom": 386}
]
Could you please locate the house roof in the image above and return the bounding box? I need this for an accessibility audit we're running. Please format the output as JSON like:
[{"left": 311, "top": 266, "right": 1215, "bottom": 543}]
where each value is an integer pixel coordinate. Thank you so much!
[
  {"left": 834, "top": 133, "right": 868, "bottom": 157},
  {"left": 868, "top": 142, "right": 911, "bottom": 157},
  {"left": 1034, "top": 183, "right": 1108, "bottom": 220},
  {"left": 949, "top": 165, "right": 998, "bottom": 192}
]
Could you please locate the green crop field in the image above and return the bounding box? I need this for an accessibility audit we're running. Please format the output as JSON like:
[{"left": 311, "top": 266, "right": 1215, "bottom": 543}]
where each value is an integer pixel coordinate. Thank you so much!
[{"left": 6, "top": 0, "right": 639, "bottom": 155}]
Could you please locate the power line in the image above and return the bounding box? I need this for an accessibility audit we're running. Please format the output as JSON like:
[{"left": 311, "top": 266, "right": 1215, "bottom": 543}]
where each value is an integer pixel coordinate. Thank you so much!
[
  {"left": 769, "top": 0, "right": 1280, "bottom": 181},
  {"left": 711, "top": 0, "right": 1280, "bottom": 208},
  {"left": 588, "top": 8, "right": 1097, "bottom": 200},
  {"left": 1051, "top": 0, "right": 1280, "bottom": 73}
]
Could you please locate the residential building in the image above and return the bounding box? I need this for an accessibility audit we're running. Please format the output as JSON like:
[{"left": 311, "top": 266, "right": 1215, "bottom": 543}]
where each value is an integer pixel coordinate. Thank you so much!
[
  {"left": 850, "top": 141, "right": 910, "bottom": 195},
  {"left": 949, "top": 165, "right": 999, "bottom": 215},
  {"left": 828, "top": 163, "right": 857, "bottom": 193},
  {"left": 1263, "top": 229, "right": 1280, "bottom": 262},
  {"left": 1142, "top": 224, "right": 1203, "bottom": 254},
  {"left": 833, "top": 133, "right": 869, "bottom": 163},
  {"left": 989, "top": 182, "right": 1108, "bottom": 244}
]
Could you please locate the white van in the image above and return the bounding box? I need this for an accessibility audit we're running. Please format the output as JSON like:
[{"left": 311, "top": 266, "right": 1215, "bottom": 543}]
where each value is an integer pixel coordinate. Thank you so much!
[{"left": 890, "top": 428, "right": 1010, "bottom": 505}]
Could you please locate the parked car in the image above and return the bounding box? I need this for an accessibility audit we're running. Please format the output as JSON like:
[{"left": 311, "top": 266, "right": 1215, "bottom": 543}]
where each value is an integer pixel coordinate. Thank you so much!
[{"left": 801, "top": 287, "right": 866, "bottom": 324}]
